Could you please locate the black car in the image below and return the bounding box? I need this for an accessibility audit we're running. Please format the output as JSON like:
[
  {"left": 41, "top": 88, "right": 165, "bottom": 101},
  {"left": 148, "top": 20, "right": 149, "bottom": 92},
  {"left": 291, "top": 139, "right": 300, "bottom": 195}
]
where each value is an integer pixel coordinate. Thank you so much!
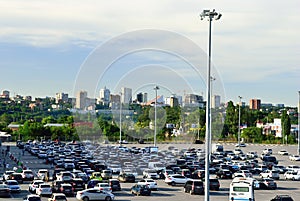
[
  {"left": 87, "top": 179, "right": 103, "bottom": 189},
  {"left": 270, "top": 195, "right": 294, "bottom": 201},
  {"left": 118, "top": 173, "right": 135, "bottom": 183},
  {"left": 216, "top": 169, "right": 233, "bottom": 179},
  {"left": 202, "top": 178, "right": 220, "bottom": 191},
  {"left": 183, "top": 179, "right": 204, "bottom": 195},
  {"left": 58, "top": 183, "right": 74, "bottom": 196},
  {"left": 109, "top": 179, "right": 121, "bottom": 191},
  {"left": 70, "top": 178, "right": 85, "bottom": 192},
  {"left": 258, "top": 178, "right": 277, "bottom": 190},
  {"left": 9, "top": 173, "right": 23, "bottom": 184},
  {"left": 130, "top": 184, "right": 151, "bottom": 196}
]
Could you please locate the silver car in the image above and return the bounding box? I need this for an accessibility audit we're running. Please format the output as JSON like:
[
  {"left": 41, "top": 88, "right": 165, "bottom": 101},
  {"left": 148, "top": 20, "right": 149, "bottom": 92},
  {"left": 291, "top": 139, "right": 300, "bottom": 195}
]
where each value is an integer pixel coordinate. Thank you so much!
[{"left": 76, "top": 189, "right": 114, "bottom": 201}]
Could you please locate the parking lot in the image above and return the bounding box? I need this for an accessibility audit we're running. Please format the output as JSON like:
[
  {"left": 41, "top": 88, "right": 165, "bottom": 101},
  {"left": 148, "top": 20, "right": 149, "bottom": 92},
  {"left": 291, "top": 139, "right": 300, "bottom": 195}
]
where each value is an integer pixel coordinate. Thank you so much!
[{"left": 1, "top": 141, "right": 300, "bottom": 201}]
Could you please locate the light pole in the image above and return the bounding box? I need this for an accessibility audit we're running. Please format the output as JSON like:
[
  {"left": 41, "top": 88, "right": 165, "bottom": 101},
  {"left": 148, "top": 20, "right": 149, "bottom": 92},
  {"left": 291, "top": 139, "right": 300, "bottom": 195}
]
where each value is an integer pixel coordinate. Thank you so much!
[
  {"left": 154, "top": 86, "right": 159, "bottom": 147},
  {"left": 238, "top": 96, "right": 242, "bottom": 147},
  {"left": 298, "top": 91, "right": 300, "bottom": 155},
  {"left": 119, "top": 92, "right": 122, "bottom": 145},
  {"left": 210, "top": 76, "right": 216, "bottom": 156},
  {"left": 200, "top": 9, "right": 221, "bottom": 201}
]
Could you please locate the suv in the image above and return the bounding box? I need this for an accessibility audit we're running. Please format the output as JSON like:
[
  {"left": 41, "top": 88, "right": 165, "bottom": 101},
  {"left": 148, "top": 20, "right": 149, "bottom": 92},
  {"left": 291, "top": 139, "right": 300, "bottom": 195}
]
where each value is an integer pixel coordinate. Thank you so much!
[
  {"left": 270, "top": 195, "right": 294, "bottom": 201},
  {"left": 183, "top": 179, "right": 204, "bottom": 195},
  {"left": 70, "top": 178, "right": 85, "bottom": 192},
  {"left": 48, "top": 193, "right": 67, "bottom": 201},
  {"left": 259, "top": 170, "right": 280, "bottom": 180},
  {"left": 109, "top": 179, "right": 121, "bottom": 191},
  {"left": 21, "top": 170, "right": 35, "bottom": 181}
]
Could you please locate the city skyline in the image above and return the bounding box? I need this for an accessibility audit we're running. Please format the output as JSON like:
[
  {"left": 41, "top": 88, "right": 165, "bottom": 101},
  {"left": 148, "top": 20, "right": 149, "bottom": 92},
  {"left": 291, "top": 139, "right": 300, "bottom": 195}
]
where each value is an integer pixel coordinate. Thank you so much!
[
  {"left": 0, "top": 87, "right": 292, "bottom": 109},
  {"left": 0, "top": 1, "right": 299, "bottom": 107}
]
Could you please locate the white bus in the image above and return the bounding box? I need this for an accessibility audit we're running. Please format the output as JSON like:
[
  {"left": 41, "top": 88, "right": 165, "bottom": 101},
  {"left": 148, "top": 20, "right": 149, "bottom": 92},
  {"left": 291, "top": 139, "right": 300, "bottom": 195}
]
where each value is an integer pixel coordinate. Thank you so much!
[{"left": 229, "top": 177, "right": 255, "bottom": 201}]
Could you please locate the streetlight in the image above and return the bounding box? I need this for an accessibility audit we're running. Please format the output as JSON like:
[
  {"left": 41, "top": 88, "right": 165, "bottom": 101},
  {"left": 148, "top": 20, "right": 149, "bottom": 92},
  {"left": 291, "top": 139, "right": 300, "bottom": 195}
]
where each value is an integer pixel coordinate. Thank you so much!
[
  {"left": 154, "top": 86, "right": 159, "bottom": 147},
  {"left": 200, "top": 9, "right": 221, "bottom": 201},
  {"left": 119, "top": 92, "right": 122, "bottom": 145},
  {"left": 298, "top": 91, "right": 300, "bottom": 155},
  {"left": 238, "top": 96, "right": 242, "bottom": 147},
  {"left": 210, "top": 76, "right": 216, "bottom": 155}
]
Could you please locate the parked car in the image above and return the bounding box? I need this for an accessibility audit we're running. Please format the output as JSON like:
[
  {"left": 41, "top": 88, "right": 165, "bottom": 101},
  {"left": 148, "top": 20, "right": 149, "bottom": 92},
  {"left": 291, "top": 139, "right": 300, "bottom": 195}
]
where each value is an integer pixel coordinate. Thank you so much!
[
  {"left": 109, "top": 179, "right": 121, "bottom": 191},
  {"left": 2, "top": 170, "right": 15, "bottom": 181},
  {"left": 143, "top": 169, "right": 159, "bottom": 179},
  {"left": 58, "top": 183, "right": 74, "bottom": 196},
  {"left": 270, "top": 195, "right": 294, "bottom": 201},
  {"left": 233, "top": 170, "right": 252, "bottom": 178},
  {"left": 4, "top": 180, "right": 21, "bottom": 193},
  {"left": 257, "top": 178, "right": 277, "bottom": 190},
  {"left": 289, "top": 155, "right": 300, "bottom": 161},
  {"left": 137, "top": 179, "right": 158, "bottom": 190},
  {"left": 94, "top": 183, "right": 112, "bottom": 193},
  {"left": 37, "top": 169, "right": 49, "bottom": 180},
  {"left": 263, "top": 148, "right": 273, "bottom": 155},
  {"left": 29, "top": 180, "right": 44, "bottom": 193},
  {"left": 202, "top": 178, "right": 220, "bottom": 191},
  {"left": 76, "top": 188, "right": 115, "bottom": 201},
  {"left": 164, "top": 174, "right": 188, "bottom": 186},
  {"left": 100, "top": 169, "right": 113, "bottom": 180},
  {"left": 9, "top": 172, "right": 23, "bottom": 184},
  {"left": 35, "top": 183, "right": 52, "bottom": 197},
  {"left": 278, "top": 150, "right": 289, "bottom": 155},
  {"left": 23, "top": 194, "right": 41, "bottom": 201},
  {"left": 87, "top": 179, "right": 103, "bottom": 189},
  {"left": 259, "top": 170, "right": 280, "bottom": 180},
  {"left": 130, "top": 184, "right": 151, "bottom": 196},
  {"left": 48, "top": 193, "right": 67, "bottom": 201},
  {"left": 284, "top": 171, "right": 300, "bottom": 180},
  {"left": 118, "top": 172, "right": 135, "bottom": 183},
  {"left": 70, "top": 178, "right": 85, "bottom": 192},
  {"left": 0, "top": 184, "right": 11, "bottom": 198},
  {"left": 216, "top": 169, "right": 232, "bottom": 179},
  {"left": 21, "top": 170, "right": 35, "bottom": 181},
  {"left": 183, "top": 179, "right": 204, "bottom": 195}
]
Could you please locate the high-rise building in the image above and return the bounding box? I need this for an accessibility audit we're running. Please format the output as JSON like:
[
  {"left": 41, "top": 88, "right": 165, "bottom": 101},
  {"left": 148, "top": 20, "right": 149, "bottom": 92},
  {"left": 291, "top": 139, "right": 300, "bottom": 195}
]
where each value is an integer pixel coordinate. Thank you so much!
[
  {"left": 136, "top": 92, "right": 143, "bottom": 103},
  {"left": 249, "top": 99, "right": 261, "bottom": 110},
  {"left": 121, "top": 87, "right": 132, "bottom": 104},
  {"left": 99, "top": 87, "right": 110, "bottom": 104},
  {"left": 212, "top": 95, "right": 221, "bottom": 108},
  {"left": 1, "top": 90, "right": 10, "bottom": 99},
  {"left": 56, "top": 92, "right": 69, "bottom": 104},
  {"left": 76, "top": 91, "right": 87, "bottom": 109},
  {"left": 143, "top": 93, "right": 148, "bottom": 103}
]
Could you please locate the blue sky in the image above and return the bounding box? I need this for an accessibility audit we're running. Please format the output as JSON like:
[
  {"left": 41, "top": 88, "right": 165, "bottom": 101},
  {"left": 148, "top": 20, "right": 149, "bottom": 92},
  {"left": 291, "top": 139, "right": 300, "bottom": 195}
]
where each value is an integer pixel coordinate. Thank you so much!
[{"left": 0, "top": 0, "right": 299, "bottom": 107}]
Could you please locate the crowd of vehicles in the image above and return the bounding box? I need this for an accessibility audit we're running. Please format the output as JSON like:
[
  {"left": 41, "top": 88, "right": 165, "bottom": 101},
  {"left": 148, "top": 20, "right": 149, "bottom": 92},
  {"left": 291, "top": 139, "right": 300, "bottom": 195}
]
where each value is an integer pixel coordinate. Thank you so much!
[{"left": 1, "top": 140, "right": 299, "bottom": 200}]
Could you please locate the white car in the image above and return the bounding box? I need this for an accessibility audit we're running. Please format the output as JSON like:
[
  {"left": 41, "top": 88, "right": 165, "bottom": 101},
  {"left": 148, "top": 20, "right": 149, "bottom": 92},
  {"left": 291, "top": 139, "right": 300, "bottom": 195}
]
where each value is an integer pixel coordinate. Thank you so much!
[
  {"left": 289, "top": 155, "right": 300, "bottom": 161},
  {"left": 263, "top": 148, "right": 273, "bottom": 155},
  {"left": 278, "top": 150, "right": 289, "bottom": 155},
  {"left": 37, "top": 169, "right": 48, "bottom": 180},
  {"left": 2, "top": 170, "right": 14, "bottom": 181},
  {"left": 36, "top": 183, "right": 52, "bottom": 196},
  {"left": 143, "top": 169, "right": 159, "bottom": 179},
  {"left": 286, "top": 165, "right": 300, "bottom": 172},
  {"left": 138, "top": 179, "right": 158, "bottom": 190},
  {"left": 94, "top": 183, "right": 112, "bottom": 193},
  {"left": 164, "top": 174, "right": 188, "bottom": 186},
  {"left": 259, "top": 170, "right": 280, "bottom": 180},
  {"left": 233, "top": 170, "right": 252, "bottom": 178},
  {"left": 284, "top": 171, "right": 300, "bottom": 180},
  {"left": 29, "top": 180, "right": 44, "bottom": 193}
]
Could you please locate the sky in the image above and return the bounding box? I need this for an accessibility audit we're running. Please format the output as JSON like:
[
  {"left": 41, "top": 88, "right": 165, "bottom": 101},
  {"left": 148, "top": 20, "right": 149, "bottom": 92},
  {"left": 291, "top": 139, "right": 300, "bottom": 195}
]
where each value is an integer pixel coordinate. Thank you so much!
[{"left": 0, "top": 0, "right": 299, "bottom": 107}]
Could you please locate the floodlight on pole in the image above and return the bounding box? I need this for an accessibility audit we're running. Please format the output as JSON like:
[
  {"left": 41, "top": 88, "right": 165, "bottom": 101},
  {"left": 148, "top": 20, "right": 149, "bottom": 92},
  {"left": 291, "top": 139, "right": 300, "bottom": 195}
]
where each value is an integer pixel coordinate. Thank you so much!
[
  {"left": 200, "top": 8, "right": 221, "bottom": 201},
  {"left": 154, "top": 86, "right": 159, "bottom": 147}
]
